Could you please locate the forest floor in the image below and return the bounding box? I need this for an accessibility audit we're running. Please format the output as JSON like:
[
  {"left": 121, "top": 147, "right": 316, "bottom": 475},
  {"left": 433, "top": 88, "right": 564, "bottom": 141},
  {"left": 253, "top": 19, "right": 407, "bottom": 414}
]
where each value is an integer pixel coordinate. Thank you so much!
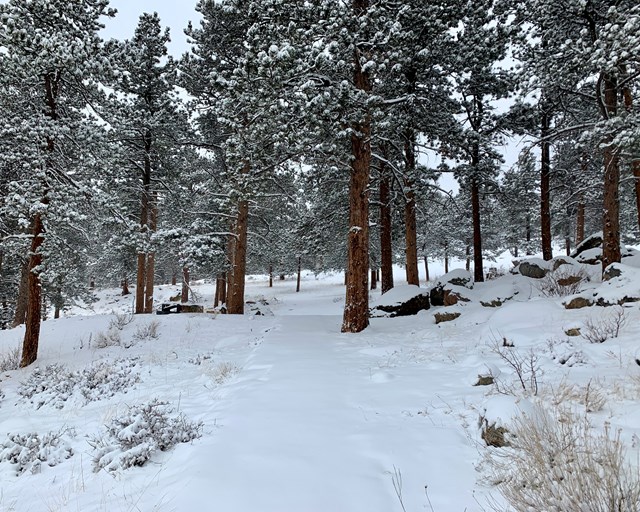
[{"left": 1, "top": 258, "right": 640, "bottom": 511}]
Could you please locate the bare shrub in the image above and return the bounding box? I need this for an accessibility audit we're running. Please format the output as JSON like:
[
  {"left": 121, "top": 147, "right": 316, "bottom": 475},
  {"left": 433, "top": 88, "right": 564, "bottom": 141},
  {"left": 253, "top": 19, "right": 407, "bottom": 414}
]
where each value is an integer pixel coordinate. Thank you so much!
[
  {"left": 133, "top": 320, "right": 160, "bottom": 341},
  {"left": 490, "top": 337, "right": 541, "bottom": 396},
  {"left": 536, "top": 266, "right": 589, "bottom": 297},
  {"left": 490, "top": 407, "right": 640, "bottom": 512},
  {"left": 546, "top": 378, "right": 607, "bottom": 413},
  {"left": 206, "top": 361, "right": 240, "bottom": 385},
  {"left": 94, "top": 328, "right": 121, "bottom": 349},
  {"left": 0, "top": 347, "right": 20, "bottom": 372},
  {"left": 108, "top": 311, "right": 134, "bottom": 331},
  {"left": 582, "top": 306, "right": 627, "bottom": 343}
]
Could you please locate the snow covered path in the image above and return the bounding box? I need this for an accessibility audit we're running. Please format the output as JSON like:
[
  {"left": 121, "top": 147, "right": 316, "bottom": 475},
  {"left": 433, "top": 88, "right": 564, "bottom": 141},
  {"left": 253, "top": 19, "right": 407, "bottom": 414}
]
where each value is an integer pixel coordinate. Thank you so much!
[{"left": 173, "top": 313, "right": 480, "bottom": 512}]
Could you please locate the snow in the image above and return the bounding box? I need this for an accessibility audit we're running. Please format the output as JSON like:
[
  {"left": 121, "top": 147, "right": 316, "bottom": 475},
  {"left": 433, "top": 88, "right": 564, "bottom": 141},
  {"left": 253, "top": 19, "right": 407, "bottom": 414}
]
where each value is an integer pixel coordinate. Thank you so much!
[
  {"left": 372, "top": 284, "right": 425, "bottom": 307},
  {"left": 2, "top": 266, "right": 640, "bottom": 511}
]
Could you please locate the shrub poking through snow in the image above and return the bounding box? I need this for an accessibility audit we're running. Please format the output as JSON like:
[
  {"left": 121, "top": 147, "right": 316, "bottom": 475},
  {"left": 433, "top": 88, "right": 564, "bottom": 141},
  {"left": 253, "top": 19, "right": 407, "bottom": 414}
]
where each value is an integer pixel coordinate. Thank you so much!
[
  {"left": 581, "top": 306, "right": 627, "bottom": 343},
  {"left": 0, "top": 347, "right": 20, "bottom": 372},
  {"left": 94, "top": 328, "right": 122, "bottom": 349},
  {"left": 0, "top": 429, "right": 75, "bottom": 475},
  {"left": 133, "top": 320, "right": 160, "bottom": 341},
  {"left": 18, "top": 359, "right": 140, "bottom": 409},
  {"left": 535, "top": 266, "right": 589, "bottom": 297},
  {"left": 490, "top": 407, "right": 640, "bottom": 512},
  {"left": 90, "top": 399, "right": 202, "bottom": 473}
]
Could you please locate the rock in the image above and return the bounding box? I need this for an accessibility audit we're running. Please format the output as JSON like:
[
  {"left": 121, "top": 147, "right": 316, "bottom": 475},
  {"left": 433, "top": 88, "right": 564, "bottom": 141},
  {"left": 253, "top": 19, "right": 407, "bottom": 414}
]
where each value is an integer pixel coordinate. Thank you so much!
[
  {"left": 429, "top": 270, "right": 474, "bottom": 306},
  {"left": 517, "top": 260, "right": 549, "bottom": 279},
  {"left": 169, "top": 293, "right": 181, "bottom": 302},
  {"left": 180, "top": 304, "right": 204, "bottom": 313},
  {"left": 434, "top": 311, "right": 460, "bottom": 324},
  {"left": 603, "top": 264, "right": 623, "bottom": 281},
  {"left": 551, "top": 256, "right": 577, "bottom": 271},
  {"left": 571, "top": 232, "right": 603, "bottom": 259},
  {"left": 474, "top": 375, "right": 494, "bottom": 386},
  {"left": 565, "top": 328, "right": 581, "bottom": 337},
  {"left": 564, "top": 296, "right": 594, "bottom": 309},
  {"left": 481, "top": 299, "right": 503, "bottom": 307},
  {"left": 557, "top": 275, "right": 583, "bottom": 287},
  {"left": 481, "top": 423, "right": 509, "bottom": 447},
  {"left": 371, "top": 285, "right": 430, "bottom": 317}
]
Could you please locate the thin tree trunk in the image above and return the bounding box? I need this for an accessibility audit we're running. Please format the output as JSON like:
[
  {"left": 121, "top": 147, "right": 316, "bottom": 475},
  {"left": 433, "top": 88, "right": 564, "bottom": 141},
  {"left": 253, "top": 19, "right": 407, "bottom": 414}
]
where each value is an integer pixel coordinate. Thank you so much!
[
  {"left": 121, "top": 277, "right": 130, "bottom": 296},
  {"left": 423, "top": 256, "right": 429, "bottom": 283},
  {"left": 54, "top": 288, "right": 61, "bottom": 320},
  {"left": 227, "top": 199, "right": 249, "bottom": 314},
  {"left": 444, "top": 253, "right": 449, "bottom": 274},
  {"left": 601, "top": 72, "right": 621, "bottom": 271},
  {"left": 404, "top": 132, "right": 419, "bottom": 286},
  {"left": 214, "top": 275, "right": 221, "bottom": 308},
  {"left": 181, "top": 266, "right": 190, "bottom": 303},
  {"left": 269, "top": 265, "right": 273, "bottom": 288},
  {"left": 540, "top": 110, "right": 553, "bottom": 261},
  {"left": 471, "top": 176, "right": 484, "bottom": 282},
  {"left": 342, "top": 10, "right": 371, "bottom": 333},
  {"left": 13, "top": 260, "right": 28, "bottom": 327},
  {"left": 144, "top": 196, "right": 158, "bottom": 314},
  {"left": 21, "top": 212, "right": 45, "bottom": 367},
  {"left": 525, "top": 214, "right": 532, "bottom": 255},
  {"left": 370, "top": 269, "right": 377, "bottom": 290},
  {"left": 171, "top": 272, "right": 177, "bottom": 286},
  {"left": 465, "top": 244, "right": 471, "bottom": 272},
  {"left": 576, "top": 198, "right": 585, "bottom": 245},
  {"left": 379, "top": 152, "right": 394, "bottom": 294},
  {"left": 296, "top": 256, "right": 302, "bottom": 293}
]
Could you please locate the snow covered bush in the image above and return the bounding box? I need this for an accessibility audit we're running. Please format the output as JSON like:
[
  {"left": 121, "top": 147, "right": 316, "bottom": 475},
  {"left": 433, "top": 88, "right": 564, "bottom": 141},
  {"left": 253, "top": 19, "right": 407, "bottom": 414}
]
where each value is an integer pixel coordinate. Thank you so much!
[
  {"left": 490, "top": 407, "right": 640, "bottom": 512},
  {"left": 18, "top": 359, "right": 140, "bottom": 409},
  {"left": 0, "top": 429, "right": 74, "bottom": 475},
  {"left": 0, "top": 347, "right": 20, "bottom": 372},
  {"left": 108, "top": 311, "right": 134, "bottom": 331},
  {"left": 94, "top": 328, "right": 122, "bottom": 349},
  {"left": 90, "top": 399, "right": 202, "bottom": 473},
  {"left": 582, "top": 306, "right": 627, "bottom": 343},
  {"left": 206, "top": 361, "right": 240, "bottom": 385},
  {"left": 133, "top": 320, "right": 160, "bottom": 341},
  {"left": 536, "top": 266, "right": 589, "bottom": 297}
]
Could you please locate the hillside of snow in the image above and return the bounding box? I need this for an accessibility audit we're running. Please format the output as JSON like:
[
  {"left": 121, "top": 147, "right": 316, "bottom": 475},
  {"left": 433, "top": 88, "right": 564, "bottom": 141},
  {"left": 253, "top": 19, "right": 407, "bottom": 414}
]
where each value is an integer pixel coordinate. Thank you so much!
[{"left": 1, "top": 260, "right": 640, "bottom": 511}]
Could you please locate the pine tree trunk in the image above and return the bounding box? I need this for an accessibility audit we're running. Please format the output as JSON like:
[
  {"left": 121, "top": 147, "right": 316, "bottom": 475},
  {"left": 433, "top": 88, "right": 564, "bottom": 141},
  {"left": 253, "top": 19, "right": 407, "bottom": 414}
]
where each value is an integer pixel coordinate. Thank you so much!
[
  {"left": 471, "top": 176, "right": 484, "bottom": 282},
  {"left": 171, "top": 272, "right": 177, "bottom": 286},
  {"left": 601, "top": 72, "right": 621, "bottom": 271},
  {"left": 342, "top": 12, "right": 371, "bottom": 333},
  {"left": 465, "top": 244, "right": 471, "bottom": 272},
  {"left": 525, "top": 214, "right": 532, "bottom": 255},
  {"left": 135, "top": 253, "right": 146, "bottom": 313},
  {"left": 144, "top": 196, "right": 158, "bottom": 314},
  {"left": 423, "top": 256, "right": 429, "bottom": 283},
  {"left": 136, "top": 131, "right": 152, "bottom": 314},
  {"left": 227, "top": 199, "right": 249, "bottom": 314},
  {"left": 576, "top": 198, "right": 585, "bottom": 244},
  {"left": 296, "top": 256, "right": 302, "bottom": 293},
  {"left": 20, "top": 212, "right": 45, "bottom": 367},
  {"left": 12, "top": 259, "right": 29, "bottom": 328},
  {"left": 121, "top": 277, "right": 130, "bottom": 296},
  {"left": 181, "top": 266, "right": 190, "bottom": 303},
  {"left": 269, "top": 265, "right": 273, "bottom": 288},
  {"left": 404, "top": 133, "right": 419, "bottom": 286},
  {"left": 370, "top": 269, "right": 377, "bottom": 290},
  {"left": 444, "top": 252, "right": 449, "bottom": 274},
  {"left": 540, "top": 110, "right": 553, "bottom": 261},
  {"left": 379, "top": 154, "right": 394, "bottom": 294},
  {"left": 621, "top": 79, "right": 640, "bottom": 234}
]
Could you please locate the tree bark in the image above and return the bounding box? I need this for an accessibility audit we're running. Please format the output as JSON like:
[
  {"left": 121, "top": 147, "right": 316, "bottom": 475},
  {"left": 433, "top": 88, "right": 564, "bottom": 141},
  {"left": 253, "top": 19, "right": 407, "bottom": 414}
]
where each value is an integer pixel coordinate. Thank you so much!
[
  {"left": 342, "top": 10, "right": 371, "bottom": 333},
  {"left": 576, "top": 199, "right": 585, "bottom": 245},
  {"left": 181, "top": 266, "right": 190, "bottom": 303},
  {"left": 471, "top": 176, "right": 484, "bottom": 282},
  {"left": 136, "top": 130, "right": 152, "bottom": 314},
  {"left": 269, "top": 265, "right": 273, "bottom": 288},
  {"left": 121, "top": 277, "right": 130, "bottom": 296},
  {"left": 621, "top": 79, "right": 640, "bottom": 234},
  {"left": 379, "top": 151, "right": 394, "bottom": 294},
  {"left": 601, "top": 72, "right": 621, "bottom": 271},
  {"left": 423, "top": 256, "right": 429, "bottom": 283},
  {"left": 12, "top": 259, "right": 29, "bottom": 327},
  {"left": 404, "top": 132, "right": 419, "bottom": 286},
  {"left": 143, "top": 195, "right": 158, "bottom": 314},
  {"left": 227, "top": 198, "right": 249, "bottom": 314},
  {"left": 296, "top": 256, "right": 302, "bottom": 292},
  {"left": 540, "top": 110, "right": 553, "bottom": 261},
  {"left": 370, "top": 268, "right": 377, "bottom": 290},
  {"left": 20, "top": 211, "right": 45, "bottom": 367}
]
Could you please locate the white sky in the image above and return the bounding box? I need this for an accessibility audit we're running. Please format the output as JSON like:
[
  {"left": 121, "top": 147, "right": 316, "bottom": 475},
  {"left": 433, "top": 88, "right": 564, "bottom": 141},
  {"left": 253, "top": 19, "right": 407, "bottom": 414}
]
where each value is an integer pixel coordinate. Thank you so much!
[{"left": 101, "top": 0, "right": 201, "bottom": 56}]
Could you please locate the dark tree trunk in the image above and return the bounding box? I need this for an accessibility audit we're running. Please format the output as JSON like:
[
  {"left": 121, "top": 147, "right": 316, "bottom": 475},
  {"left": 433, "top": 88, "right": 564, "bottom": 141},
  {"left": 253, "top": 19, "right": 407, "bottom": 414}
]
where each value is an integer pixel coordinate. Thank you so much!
[
  {"left": 525, "top": 214, "right": 532, "bottom": 255},
  {"left": 423, "top": 256, "right": 429, "bottom": 283},
  {"left": 171, "top": 272, "right": 177, "bottom": 286},
  {"left": 404, "top": 132, "right": 419, "bottom": 286},
  {"left": 513, "top": 246, "right": 519, "bottom": 258},
  {"left": 370, "top": 269, "right": 377, "bottom": 290},
  {"left": 601, "top": 72, "right": 621, "bottom": 271},
  {"left": 379, "top": 153, "right": 394, "bottom": 294},
  {"left": 565, "top": 237, "right": 571, "bottom": 256},
  {"left": 296, "top": 256, "right": 302, "bottom": 293},
  {"left": 144, "top": 195, "right": 158, "bottom": 314},
  {"left": 215, "top": 273, "right": 226, "bottom": 307},
  {"left": 13, "top": 260, "right": 29, "bottom": 328},
  {"left": 540, "top": 110, "right": 553, "bottom": 261},
  {"left": 576, "top": 198, "right": 585, "bottom": 244},
  {"left": 227, "top": 198, "right": 249, "bottom": 314},
  {"left": 465, "top": 244, "right": 471, "bottom": 272},
  {"left": 269, "top": 265, "right": 273, "bottom": 288},
  {"left": 21, "top": 212, "right": 45, "bottom": 367},
  {"left": 136, "top": 130, "right": 152, "bottom": 314},
  {"left": 471, "top": 176, "right": 484, "bottom": 282},
  {"left": 342, "top": 9, "right": 371, "bottom": 333},
  {"left": 181, "top": 266, "right": 190, "bottom": 303},
  {"left": 444, "top": 252, "right": 449, "bottom": 274},
  {"left": 121, "top": 277, "right": 130, "bottom": 296}
]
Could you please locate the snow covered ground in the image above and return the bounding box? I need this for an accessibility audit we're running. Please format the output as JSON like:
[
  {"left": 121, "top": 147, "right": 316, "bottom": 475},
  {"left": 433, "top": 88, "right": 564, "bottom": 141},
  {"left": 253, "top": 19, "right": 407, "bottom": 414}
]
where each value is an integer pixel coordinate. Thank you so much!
[{"left": 1, "top": 258, "right": 640, "bottom": 511}]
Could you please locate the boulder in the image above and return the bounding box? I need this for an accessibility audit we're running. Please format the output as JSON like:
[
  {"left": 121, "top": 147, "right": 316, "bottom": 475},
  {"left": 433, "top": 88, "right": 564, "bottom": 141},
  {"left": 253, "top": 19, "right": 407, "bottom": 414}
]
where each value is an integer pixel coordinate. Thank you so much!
[
  {"left": 371, "top": 285, "right": 430, "bottom": 317},
  {"left": 564, "top": 296, "right": 594, "bottom": 309},
  {"left": 430, "top": 270, "right": 474, "bottom": 306},
  {"left": 551, "top": 255, "right": 577, "bottom": 271},
  {"left": 516, "top": 259, "right": 549, "bottom": 279},
  {"left": 434, "top": 311, "right": 461, "bottom": 324},
  {"left": 570, "top": 232, "right": 603, "bottom": 259}
]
